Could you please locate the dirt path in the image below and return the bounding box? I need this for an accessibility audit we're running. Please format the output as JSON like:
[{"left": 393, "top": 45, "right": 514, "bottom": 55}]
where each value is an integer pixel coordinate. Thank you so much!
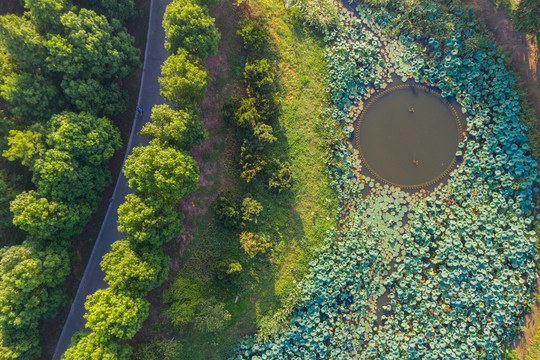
[{"left": 461, "top": 1, "right": 539, "bottom": 358}]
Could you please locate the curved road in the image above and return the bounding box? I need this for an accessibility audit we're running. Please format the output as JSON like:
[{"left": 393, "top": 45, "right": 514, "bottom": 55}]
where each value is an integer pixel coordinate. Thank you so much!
[{"left": 52, "top": 0, "right": 171, "bottom": 358}]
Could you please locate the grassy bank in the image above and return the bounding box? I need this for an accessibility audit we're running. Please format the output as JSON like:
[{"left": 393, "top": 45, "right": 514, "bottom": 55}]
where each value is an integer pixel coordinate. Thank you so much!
[{"left": 134, "top": 0, "right": 337, "bottom": 358}]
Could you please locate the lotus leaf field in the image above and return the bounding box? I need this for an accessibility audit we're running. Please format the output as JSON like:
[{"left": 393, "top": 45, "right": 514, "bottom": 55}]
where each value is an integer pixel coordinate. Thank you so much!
[{"left": 231, "top": 1, "right": 538, "bottom": 359}]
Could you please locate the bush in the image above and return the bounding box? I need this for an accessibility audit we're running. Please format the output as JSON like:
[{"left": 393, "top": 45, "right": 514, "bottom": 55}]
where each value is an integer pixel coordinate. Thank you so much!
[
  {"left": 133, "top": 337, "right": 183, "bottom": 360},
  {"left": 268, "top": 160, "right": 293, "bottom": 192},
  {"left": 241, "top": 196, "right": 263, "bottom": 224},
  {"left": 244, "top": 59, "right": 275, "bottom": 95},
  {"left": 212, "top": 191, "right": 241, "bottom": 228},
  {"left": 62, "top": 331, "right": 132, "bottom": 360},
  {"left": 239, "top": 231, "right": 270, "bottom": 258},
  {"left": 237, "top": 17, "right": 269, "bottom": 56},
  {"left": 163, "top": 276, "right": 202, "bottom": 327},
  {"left": 194, "top": 299, "right": 231, "bottom": 332}
]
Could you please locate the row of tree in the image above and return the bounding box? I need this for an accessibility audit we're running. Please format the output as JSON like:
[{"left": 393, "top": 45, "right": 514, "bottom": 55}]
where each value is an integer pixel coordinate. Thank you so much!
[
  {"left": 62, "top": 0, "right": 220, "bottom": 357},
  {"left": 0, "top": 0, "right": 140, "bottom": 358}
]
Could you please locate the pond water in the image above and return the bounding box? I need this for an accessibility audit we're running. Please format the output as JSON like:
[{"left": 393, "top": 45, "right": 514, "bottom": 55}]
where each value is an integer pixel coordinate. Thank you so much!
[{"left": 354, "top": 84, "right": 461, "bottom": 189}]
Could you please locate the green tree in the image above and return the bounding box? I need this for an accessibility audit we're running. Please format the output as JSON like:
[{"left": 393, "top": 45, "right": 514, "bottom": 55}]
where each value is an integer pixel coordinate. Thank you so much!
[
  {"left": 62, "top": 331, "right": 132, "bottom": 360},
  {"left": 239, "top": 141, "right": 266, "bottom": 183},
  {"left": 0, "top": 72, "right": 59, "bottom": 122},
  {"left": 163, "top": 276, "right": 201, "bottom": 327},
  {"left": 0, "top": 15, "right": 46, "bottom": 72},
  {"left": 117, "top": 193, "right": 183, "bottom": 247},
  {"left": 10, "top": 190, "right": 89, "bottom": 240},
  {"left": 88, "top": 0, "right": 139, "bottom": 25},
  {"left": 60, "top": 78, "right": 127, "bottom": 117},
  {"left": 45, "top": 9, "right": 139, "bottom": 81},
  {"left": 33, "top": 149, "right": 109, "bottom": 206},
  {"left": 2, "top": 129, "right": 44, "bottom": 168},
  {"left": 159, "top": 49, "right": 207, "bottom": 109},
  {"left": 241, "top": 196, "right": 262, "bottom": 224},
  {"left": 237, "top": 17, "right": 268, "bottom": 56},
  {"left": 123, "top": 142, "right": 199, "bottom": 203},
  {"left": 0, "top": 242, "right": 69, "bottom": 360},
  {"left": 46, "top": 112, "right": 120, "bottom": 166},
  {"left": 163, "top": 0, "right": 220, "bottom": 58},
  {"left": 24, "top": 0, "right": 67, "bottom": 33},
  {"left": 140, "top": 104, "right": 206, "bottom": 151},
  {"left": 84, "top": 288, "right": 149, "bottom": 342},
  {"left": 101, "top": 240, "right": 168, "bottom": 296}
]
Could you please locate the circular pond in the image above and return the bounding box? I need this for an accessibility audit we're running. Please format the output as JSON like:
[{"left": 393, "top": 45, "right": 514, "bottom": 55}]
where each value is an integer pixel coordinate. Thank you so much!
[{"left": 354, "top": 84, "right": 461, "bottom": 189}]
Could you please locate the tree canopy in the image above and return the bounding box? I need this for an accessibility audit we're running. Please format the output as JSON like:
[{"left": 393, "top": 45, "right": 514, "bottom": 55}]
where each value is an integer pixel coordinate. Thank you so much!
[
  {"left": 123, "top": 142, "right": 199, "bottom": 203},
  {"left": 84, "top": 288, "right": 149, "bottom": 342},
  {"left": 162, "top": 0, "right": 220, "bottom": 58},
  {"left": 159, "top": 49, "right": 207, "bottom": 109},
  {"left": 62, "top": 331, "right": 132, "bottom": 360},
  {"left": 101, "top": 240, "right": 168, "bottom": 296},
  {"left": 140, "top": 104, "right": 206, "bottom": 151}
]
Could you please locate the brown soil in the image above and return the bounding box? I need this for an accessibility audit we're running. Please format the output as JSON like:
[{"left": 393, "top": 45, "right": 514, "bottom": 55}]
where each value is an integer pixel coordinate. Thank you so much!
[
  {"left": 461, "top": 0, "right": 540, "bottom": 359},
  {"left": 129, "top": 0, "right": 243, "bottom": 349}
]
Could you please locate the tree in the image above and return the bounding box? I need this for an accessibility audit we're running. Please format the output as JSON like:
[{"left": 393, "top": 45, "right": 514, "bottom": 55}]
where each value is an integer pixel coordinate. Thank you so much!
[
  {"left": 62, "top": 331, "right": 132, "bottom": 360},
  {"left": 0, "top": 15, "right": 46, "bottom": 72},
  {"left": 233, "top": 96, "right": 259, "bottom": 128},
  {"left": 163, "top": 0, "right": 220, "bottom": 58},
  {"left": 159, "top": 49, "right": 207, "bottom": 109},
  {"left": 117, "top": 193, "right": 183, "bottom": 247},
  {"left": 24, "top": 0, "right": 67, "bottom": 34},
  {"left": 0, "top": 72, "right": 59, "bottom": 122},
  {"left": 163, "top": 276, "right": 201, "bottom": 327},
  {"left": 84, "top": 288, "right": 149, "bottom": 342},
  {"left": 123, "top": 141, "right": 199, "bottom": 203},
  {"left": 2, "top": 129, "right": 44, "bottom": 168},
  {"left": 239, "top": 231, "right": 270, "bottom": 258},
  {"left": 0, "top": 242, "right": 69, "bottom": 360},
  {"left": 241, "top": 197, "right": 262, "bottom": 224},
  {"left": 45, "top": 9, "right": 139, "bottom": 81},
  {"left": 46, "top": 112, "right": 121, "bottom": 166},
  {"left": 10, "top": 190, "right": 89, "bottom": 240},
  {"left": 60, "top": 78, "right": 127, "bottom": 117},
  {"left": 88, "top": 0, "right": 139, "bottom": 25},
  {"left": 140, "top": 104, "right": 206, "bottom": 151},
  {"left": 32, "top": 149, "right": 110, "bottom": 206},
  {"left": 101, "top": 240, "right": 168, "bottom": 296},
  {"left": 237, "top": 17, "right": 268, "bottom": 56}
]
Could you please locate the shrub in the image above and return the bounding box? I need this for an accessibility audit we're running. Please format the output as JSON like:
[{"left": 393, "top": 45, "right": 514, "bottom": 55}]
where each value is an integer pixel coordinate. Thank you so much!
[
  {"left": 163, "top": 276, "right": 202, "bottom": 327},
  {"left": 62, "top": 331, "right": 132, "bottom": 360},
  {"left": 237, "top": 17, "right": 268, "bottom": 56},
  {"left": 239, "top": 231, "right": 270, "bottom": 258},
  {"left": 212, "top": 191, "right": 241, "bottom": 228},
  {"left": 268, "top": 160, "right": 293, "bottom": 192},
  {"left": 241, "top": 196, "right": 263, "bottom": 224},
  {"left": 194, "top": 299, "right": 231, "bottom": 333},
  {"left": 132, "top": 337, "right": 183, "bottom": 360}
]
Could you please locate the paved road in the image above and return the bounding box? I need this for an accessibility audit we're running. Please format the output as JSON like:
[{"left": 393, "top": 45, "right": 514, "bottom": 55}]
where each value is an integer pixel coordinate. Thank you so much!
[{"left": 52, "top": 0, "right": 170, "bottom": 358}]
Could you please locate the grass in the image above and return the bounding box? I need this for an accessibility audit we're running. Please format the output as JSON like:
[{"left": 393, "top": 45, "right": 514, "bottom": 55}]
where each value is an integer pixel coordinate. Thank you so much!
[
  {"left": 135, "top": 0, "right": 337, "bottom": 358},
  {"left": 526, "top": 324, "right": 540, "bottom": 360}
]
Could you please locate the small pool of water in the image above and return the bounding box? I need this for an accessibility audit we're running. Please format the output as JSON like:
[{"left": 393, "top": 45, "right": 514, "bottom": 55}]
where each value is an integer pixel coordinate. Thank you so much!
[{"left": 354, "top": 84, "right": 461, "bottom": 189}]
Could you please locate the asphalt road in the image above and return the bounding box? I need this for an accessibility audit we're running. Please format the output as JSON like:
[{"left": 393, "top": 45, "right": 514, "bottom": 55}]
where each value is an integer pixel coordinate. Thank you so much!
[{"left": 52, "top": 0, "right": 170, "bottom": 357}]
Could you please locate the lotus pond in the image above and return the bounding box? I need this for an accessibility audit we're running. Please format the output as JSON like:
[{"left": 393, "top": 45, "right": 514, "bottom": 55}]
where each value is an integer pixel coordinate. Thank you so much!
[
  {"left": 354, "top": 80, "right": 462, "bottom": 189},
  {"left": 231, "top": 1, "right": 539, "bottom": 359}
]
